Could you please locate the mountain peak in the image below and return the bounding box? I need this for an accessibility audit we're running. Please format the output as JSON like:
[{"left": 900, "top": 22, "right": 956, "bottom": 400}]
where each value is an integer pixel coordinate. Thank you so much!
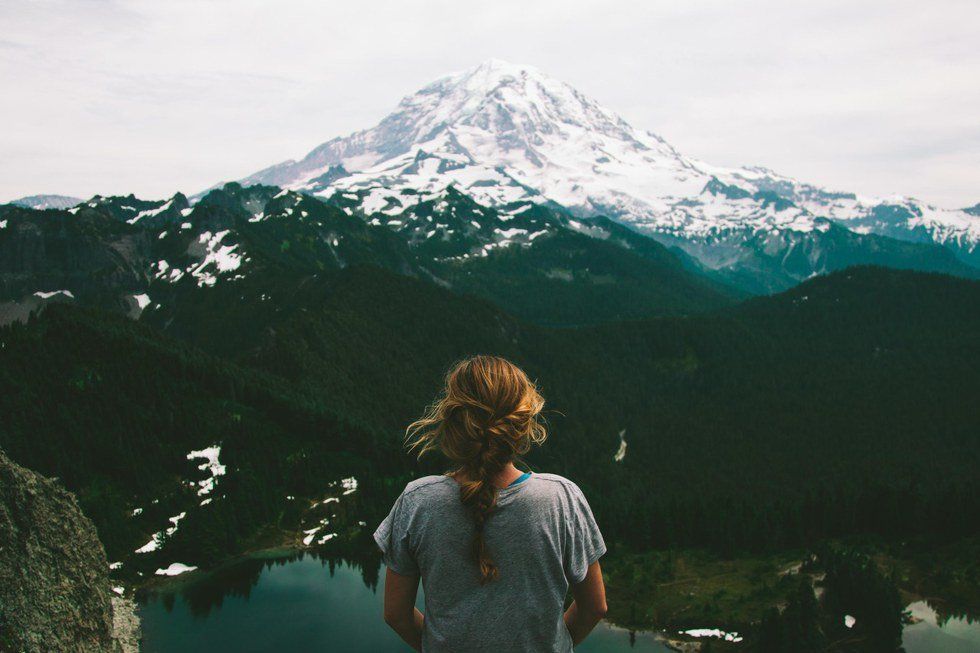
[
  {"left": 234, "top": 63, "right": 980, "bottom": 267},
  {"left": 238, "top": 59, "right": 682, "bottom": 199},
  {"left": 445, "top": 59, "right": 545, "bottom": 90},
  {"left": 398, "top": 57, "right": 610, "bottom": 143},
  {"left": 468, "top": 57, "right": 535, "bottom": 75}
]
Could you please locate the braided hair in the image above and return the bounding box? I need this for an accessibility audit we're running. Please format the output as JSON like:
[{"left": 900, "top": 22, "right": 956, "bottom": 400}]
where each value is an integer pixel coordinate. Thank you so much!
[{"left": 406, "top": 356, "right": 547, "bottom": 584}]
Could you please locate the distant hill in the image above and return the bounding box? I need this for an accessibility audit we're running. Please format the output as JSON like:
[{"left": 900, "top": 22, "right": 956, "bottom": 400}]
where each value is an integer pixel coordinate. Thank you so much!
[{"left": 8, "top": 194, "right": 82, "bottom": 210}]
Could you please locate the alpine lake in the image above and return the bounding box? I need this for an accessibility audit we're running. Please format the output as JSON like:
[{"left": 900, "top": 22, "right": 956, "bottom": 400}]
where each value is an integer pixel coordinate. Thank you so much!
[{"left": 137, "top": 551, "right": 979, "bottom": 652}]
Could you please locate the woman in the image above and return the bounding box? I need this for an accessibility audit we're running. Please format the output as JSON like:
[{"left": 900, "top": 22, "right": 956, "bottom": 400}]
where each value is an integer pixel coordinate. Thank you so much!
[{"left": 374, "top": 355, "right": 607, "bottom": 652}]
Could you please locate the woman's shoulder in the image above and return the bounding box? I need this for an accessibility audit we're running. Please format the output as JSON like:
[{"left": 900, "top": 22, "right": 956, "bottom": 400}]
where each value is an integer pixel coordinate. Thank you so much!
[
  {"left": 529, "top": 472, "right": 580, "bottom": 490},
  {"left": 401, "top": 474, "right": 454, "bottom": 499},
  {"left": 527, "top": 473, "right": 588, "bottom": 501}
]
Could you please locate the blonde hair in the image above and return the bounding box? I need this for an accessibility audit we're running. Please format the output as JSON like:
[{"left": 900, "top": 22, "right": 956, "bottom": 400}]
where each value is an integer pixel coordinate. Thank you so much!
[{"left": 406, "top": 355, "right": 547, "bottom": 584}]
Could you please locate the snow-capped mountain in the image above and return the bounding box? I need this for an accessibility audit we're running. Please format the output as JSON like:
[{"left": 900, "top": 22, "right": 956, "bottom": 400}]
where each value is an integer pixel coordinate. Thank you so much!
[
  {"left": 237, "top": 59, "right": 980, "bottom": 282},
  {"left": 0, "top": 178, "right": 741, "bottom": 329},
  {"left": 10, "top": 194, "right": 83, "bottom": 210}
]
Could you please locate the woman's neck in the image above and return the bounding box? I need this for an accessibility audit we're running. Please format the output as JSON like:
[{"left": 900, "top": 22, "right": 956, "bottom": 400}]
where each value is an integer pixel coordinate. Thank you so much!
[{"left": 453, "top": 462, "right": 522, "bottom": 489}]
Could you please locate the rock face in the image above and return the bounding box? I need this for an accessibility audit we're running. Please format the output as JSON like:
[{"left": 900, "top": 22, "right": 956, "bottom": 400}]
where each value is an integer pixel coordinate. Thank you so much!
[
  {"left": 0, "top": 207, "right": 152, "bottom": 304},
  {"left": 0, "top": 448, "right": 136, "bottom": 652}
]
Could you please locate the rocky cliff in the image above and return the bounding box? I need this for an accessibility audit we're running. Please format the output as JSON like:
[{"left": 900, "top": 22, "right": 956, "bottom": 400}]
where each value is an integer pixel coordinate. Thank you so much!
[{"left": 0, "top": 448, "right": 138, "bottom": 652}]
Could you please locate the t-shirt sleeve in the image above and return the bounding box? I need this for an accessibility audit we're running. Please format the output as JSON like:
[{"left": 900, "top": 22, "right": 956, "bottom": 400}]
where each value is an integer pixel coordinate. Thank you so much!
[
  {"left": 563, "top": 483, "right": 607, "bottom": 585},
  {"left": 373, "top": 492, "right": 420, "bottom": 576}
]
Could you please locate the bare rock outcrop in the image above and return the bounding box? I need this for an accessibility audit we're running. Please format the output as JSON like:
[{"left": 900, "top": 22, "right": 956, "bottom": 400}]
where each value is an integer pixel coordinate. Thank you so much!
[{"left": 0, "top": 448, "right": 137, "bottom": 652}]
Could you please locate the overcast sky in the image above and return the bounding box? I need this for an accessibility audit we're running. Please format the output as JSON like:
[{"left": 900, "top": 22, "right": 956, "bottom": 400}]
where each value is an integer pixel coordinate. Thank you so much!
[{"left": 2, "top": 0, "right": 978, "bottom": 207}]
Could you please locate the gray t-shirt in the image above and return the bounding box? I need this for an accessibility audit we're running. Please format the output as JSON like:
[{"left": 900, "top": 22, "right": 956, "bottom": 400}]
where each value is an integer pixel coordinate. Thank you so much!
[{"left": 373, "top": 473, "right": 606, "bottom": 653}]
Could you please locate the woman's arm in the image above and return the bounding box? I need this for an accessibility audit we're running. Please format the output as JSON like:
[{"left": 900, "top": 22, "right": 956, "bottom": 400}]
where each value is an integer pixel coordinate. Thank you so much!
[
  {"left": 383, "top": 567, "right": 425, "bottom": 651},
  {"left": 564, "top": 561, "right": 608, "bottom": 645}
]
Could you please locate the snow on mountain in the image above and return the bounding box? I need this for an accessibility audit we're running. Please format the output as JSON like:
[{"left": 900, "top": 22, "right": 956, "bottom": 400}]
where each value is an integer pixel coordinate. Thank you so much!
[
  {"left": 238, "top": 59, "right": 980, "bottom": 267},
  {"left": 75, "top": 193, "right": 192, "bottom": 228},
  {"left": 242, "top": 59, "right": 712, "bottom": 218},
  {"left": 9, "top": 194, "right": 83, "bottom": 210}
]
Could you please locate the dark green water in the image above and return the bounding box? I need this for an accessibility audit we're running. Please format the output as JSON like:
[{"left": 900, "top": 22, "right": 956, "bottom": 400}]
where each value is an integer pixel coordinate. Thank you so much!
[
  {"left": 138, "top": 554, "right": 979, "bottom": 652},
  {"left": 137, "top": 554, "right": 673, "bottom": 652}
]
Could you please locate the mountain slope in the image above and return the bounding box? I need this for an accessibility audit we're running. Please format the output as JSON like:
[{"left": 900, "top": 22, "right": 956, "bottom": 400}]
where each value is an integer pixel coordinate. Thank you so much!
[
  {"left": 237, "top": 59, "right": 980, "bottom": 289},
  {"left": 674, "top": 217, "right": 979, "bottom": 294},
  {"left": 338, "top": 185, "right": 740, "bottom": 323},
  {"left": 0, "top": 203, "right": 155, "bottom": 323},
  {"left": 4, "top": 265, "right": 977, "bottom": 572},
  {"left": 1, "top": 183, "right": 739, "bottom": 330},
  {"left": 0, "top": 303, "right": 381, "bottom": 565},
  {"left": 432, "top": 220, "right": 737, "bottom": 324}
]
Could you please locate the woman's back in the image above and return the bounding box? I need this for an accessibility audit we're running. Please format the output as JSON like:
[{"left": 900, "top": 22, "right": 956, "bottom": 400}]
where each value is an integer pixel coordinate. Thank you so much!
[
  {"left": 375, "top": 472, "right": 605, "bottom": 652},
  {"left": 373, "top": 355, "right": 607, "bottom": 651}
]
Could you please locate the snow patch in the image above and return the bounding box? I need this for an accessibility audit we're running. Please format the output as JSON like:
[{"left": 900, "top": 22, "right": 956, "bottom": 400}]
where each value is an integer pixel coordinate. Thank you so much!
[
  {"left": 135, "top": 537, "right": 160, "bottom": 554},
  {"left": 680, "top": 629, "right": 743, "bottom": 643},
  {"left": 128, "top": 199, "right": 173, "bottom": 224},
  {"left": 135, "top": 510, "right": 185, "bottom": 554},
  {"left": 165, "top": 512, "right": 186, "bottom": 537},
  {"left": 155, "top": 563, "right": 198, "bottom": 577},
  {"left": 300, "top": 478, "right": 359, "bottom": 546},
  {"left": 187, "top": 446, "right": 226, "bottom": 496},
  {"left": 191, "top": 231, "right": 243, "bottom": 287},
  {"left": 340, "top": 477, "right": 358, "bottom": 495},
  {"left": 34, "top": 290, "right": 74, "bottom": 299},
  {"left": 302, "top": 515, "right": 335, "bottom": 546},
  {"left": 614, "top": 429, "right": 627, "bottom": 462}
]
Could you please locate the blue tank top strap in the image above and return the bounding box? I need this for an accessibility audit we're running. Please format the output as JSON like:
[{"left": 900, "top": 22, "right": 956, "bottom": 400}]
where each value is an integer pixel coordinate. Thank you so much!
[{"left": 508, "top": 471, "right": 532, "bottom": 487}]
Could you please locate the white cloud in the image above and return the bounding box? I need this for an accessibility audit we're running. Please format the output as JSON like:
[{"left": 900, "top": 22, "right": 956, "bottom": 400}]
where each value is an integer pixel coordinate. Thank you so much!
[{"left": 1, "top": 0, "right": 978, "bottom": 208}]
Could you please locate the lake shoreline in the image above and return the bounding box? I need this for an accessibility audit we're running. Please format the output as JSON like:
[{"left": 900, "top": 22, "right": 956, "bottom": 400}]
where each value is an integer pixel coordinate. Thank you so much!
[
  {"left": 136, "top": 546, "right": 980, "bottom": 653},
  {"left": 133, "top": 526, "right": 980, "bottom": 653},
  {"left": 134, "top": 544, "right": 730, "bottom": 651}
]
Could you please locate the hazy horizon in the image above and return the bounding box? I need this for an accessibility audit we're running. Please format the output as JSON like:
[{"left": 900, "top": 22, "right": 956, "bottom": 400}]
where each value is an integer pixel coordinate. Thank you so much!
[{"left": 2, "top": 0, "right": 978, "bottom": 209}]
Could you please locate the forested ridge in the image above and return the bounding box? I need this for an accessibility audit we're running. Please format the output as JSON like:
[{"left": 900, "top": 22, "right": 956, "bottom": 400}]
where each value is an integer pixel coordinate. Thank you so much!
[
  {"left": 0, "top": 305, "right": 387, "bottom": 559},
  {"left": 1, "top": 265, "right": 977, "bottom": 565}
]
